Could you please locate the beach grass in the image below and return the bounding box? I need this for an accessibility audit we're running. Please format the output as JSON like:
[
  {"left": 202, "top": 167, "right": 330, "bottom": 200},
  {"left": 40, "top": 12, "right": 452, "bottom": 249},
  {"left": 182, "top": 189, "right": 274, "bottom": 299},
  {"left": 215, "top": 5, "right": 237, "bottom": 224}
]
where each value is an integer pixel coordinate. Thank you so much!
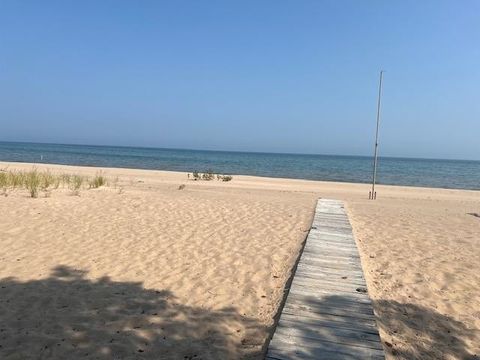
[
  {"left": 69, "top": 175, "right": 85, "bottom": 195},
  {"left": 25, "top": 169, "right": 41, "bottom": 198},
  {"left": 89, "top": 172, "right": 107, "bottom": 189},
  {"left": 0, "top": 168, "right": 112, "bottom": 197},
  {"left": 8, "top": 170, "right": 26, "bottom": 189}
]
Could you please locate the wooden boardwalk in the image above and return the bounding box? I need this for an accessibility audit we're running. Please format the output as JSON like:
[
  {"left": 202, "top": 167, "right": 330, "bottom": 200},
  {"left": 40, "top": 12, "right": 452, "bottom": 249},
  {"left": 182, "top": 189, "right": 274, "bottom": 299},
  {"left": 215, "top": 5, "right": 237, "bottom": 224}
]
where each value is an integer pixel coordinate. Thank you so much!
[{"left": 266, "top": 199, "right": 384, "bottom": 360}]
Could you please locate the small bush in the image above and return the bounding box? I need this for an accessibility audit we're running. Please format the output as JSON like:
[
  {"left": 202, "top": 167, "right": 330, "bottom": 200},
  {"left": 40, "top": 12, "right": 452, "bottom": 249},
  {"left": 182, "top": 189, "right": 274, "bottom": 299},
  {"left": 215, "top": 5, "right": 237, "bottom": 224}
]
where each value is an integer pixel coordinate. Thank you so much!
[
  {"left": 178, "top": 184, "right": 186, "bottom": 190},
  {"left": 202, "top": 169, "right": 214, "bottom": 181},
  {"left": 189, "top": 170, "right": 232, "bottom": 182}
]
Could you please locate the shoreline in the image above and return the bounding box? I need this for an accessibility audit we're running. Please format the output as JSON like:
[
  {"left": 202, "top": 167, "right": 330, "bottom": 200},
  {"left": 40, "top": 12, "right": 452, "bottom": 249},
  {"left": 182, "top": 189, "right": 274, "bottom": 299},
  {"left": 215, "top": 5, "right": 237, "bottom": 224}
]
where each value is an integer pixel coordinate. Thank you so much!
[{"left": 2, "top": 160, "right": 479, "bottom": 195}]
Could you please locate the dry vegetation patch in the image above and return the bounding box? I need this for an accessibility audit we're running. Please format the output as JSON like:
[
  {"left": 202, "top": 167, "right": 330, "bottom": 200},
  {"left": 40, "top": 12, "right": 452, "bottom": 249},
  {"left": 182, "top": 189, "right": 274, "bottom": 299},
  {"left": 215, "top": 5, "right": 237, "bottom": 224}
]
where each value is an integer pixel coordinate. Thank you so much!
[{"left": 0, "top": 168, "right": 111, "bottom": 197}]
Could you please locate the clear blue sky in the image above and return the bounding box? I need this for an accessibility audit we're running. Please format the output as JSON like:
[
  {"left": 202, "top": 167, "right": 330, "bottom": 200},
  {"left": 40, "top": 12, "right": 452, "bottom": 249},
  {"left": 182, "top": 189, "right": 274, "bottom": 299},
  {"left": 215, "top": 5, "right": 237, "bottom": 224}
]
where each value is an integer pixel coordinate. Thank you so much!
[{"left": 1, "top": 1, "right": 479, "bottom": 159}]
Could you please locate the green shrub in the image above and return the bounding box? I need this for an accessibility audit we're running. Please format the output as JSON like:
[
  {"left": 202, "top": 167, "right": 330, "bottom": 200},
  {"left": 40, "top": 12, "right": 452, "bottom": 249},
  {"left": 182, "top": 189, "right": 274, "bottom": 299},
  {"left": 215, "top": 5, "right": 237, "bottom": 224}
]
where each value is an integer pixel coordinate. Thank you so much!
[{"left": 202, "top": 169, "right": 214, "bottom": 181}]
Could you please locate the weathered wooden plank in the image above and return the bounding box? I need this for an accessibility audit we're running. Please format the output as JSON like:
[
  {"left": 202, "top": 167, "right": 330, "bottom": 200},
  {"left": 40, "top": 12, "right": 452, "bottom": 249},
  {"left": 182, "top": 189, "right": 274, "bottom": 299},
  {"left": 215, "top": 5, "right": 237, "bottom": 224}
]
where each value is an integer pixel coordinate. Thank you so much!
[
  {"left": 313, "top": 222, "right": 351, "bottom": 228},
  {"left": 294, "top": 265, "right": 364, "bottom": 277},
  {"left": 302, "top": 252, "right": 359, "bottom": 261},
  {"left": 286, "top": 288, "right": 371, "bottom": 304},
  {"left": 290, "top": 277, "right": 371, "bottom": 294},
  {"left": 307, "top": 232, "right": 356, "bottom": 241},
  {"left": 268, "top": 335, "right": 385, "bottom": 359},
  {"left": 283, "top": 303, "right": 374, "bottom": 322},
  {"left": 312, "top": 230, "right": 355, "bottom": 238},
  {"left": 283, "top": 296, "right": 375, "bottom": 317},
  {"left": 301, "top": 247, "right": 359, "bottom": 257},
  {"left": 303, "top": 245, "right": 359, "bottom": 253},
  {"left": 285, "top": 288, "right": 371, "bottom": 303},
  {"left": 305, "top": 235, "right": 356, "bottom": 244},
  {"left": 300, "top": 253, "right": 362, "bottom": 265},
  {"left": 293, "top": 263, "right": 363, "bottom": 276},
  {"left": 274, "top": 323, "right": 383, "bottom": 350},
  {"left": 295, "top": 265, "right": 365, "bottom": 279},
  {"left": 277, "top": 312, "right": 379, "bottom": 334},
  {"left": 291, "top": 272, "right": 367, "bottom": 287},
  {"left": 266, "top": 199, "right": 384, "bottom": 359},
  {"left": 301, "top": 255, "right": 360, "bottom": 266},
  {"left": 304, "top": 241, "right": 358, "bottom": 251},
  {"left": 297, "top": 260, "right": 363, "bottom": 273},
  {"left": 296, "top": 259, "right": 361, "bottom": 273},
  {"left": 300, "top": 254, "right": 361, "bottom": 266},
  {"left": 303, "top": 246, "right": 357, "bottom": 255},
  {"left": 288, "top": 282, "right": 370, "bottom": 297}
]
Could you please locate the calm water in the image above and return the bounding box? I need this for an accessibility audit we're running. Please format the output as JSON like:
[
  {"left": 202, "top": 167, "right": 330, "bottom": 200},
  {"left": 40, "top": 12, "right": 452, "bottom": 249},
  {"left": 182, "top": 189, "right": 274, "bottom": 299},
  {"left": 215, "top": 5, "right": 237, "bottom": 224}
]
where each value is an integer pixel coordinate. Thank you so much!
[{"left": 0, "top": 141, "right": 479, "bottom": 190}]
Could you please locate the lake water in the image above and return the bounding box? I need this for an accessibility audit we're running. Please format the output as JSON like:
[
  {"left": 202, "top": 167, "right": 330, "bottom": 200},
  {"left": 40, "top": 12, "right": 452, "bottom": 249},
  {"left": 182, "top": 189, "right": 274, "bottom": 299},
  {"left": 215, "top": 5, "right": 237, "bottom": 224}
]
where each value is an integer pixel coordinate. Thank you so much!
[{"left": 0, "top": 141, "right": 479, "bottom": 190}]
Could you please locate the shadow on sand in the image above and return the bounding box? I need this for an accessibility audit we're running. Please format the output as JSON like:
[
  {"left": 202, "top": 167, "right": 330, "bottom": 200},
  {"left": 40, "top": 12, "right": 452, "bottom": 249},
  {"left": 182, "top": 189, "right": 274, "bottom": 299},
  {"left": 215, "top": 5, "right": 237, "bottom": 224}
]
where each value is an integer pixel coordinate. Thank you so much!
[
  {"left": 0, "top": 266, "right": 263, "bottom": 359},
  {"left": 2, "top": 266, "right": 478, "bottom": 359},
  {"left": 266, "top": 293, "right": 478, "bottom": 359},
  {"left": 374, "top": 299, "right": 479, "bottom": 359}
]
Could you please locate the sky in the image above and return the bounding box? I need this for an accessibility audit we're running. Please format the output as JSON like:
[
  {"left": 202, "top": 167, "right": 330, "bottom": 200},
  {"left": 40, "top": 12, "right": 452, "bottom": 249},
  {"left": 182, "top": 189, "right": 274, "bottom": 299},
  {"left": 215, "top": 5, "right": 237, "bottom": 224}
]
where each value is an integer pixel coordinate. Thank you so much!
[{"left": 0, "top": 1, "right": 479, "bottom": 160}]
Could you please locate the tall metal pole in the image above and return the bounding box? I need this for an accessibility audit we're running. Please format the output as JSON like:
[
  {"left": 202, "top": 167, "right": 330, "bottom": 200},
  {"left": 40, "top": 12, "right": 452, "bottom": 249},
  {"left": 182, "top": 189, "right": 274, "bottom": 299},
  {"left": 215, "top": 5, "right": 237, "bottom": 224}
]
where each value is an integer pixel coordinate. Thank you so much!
[{"left": 370, "top": 70, "right": 384, "bottom": 200}]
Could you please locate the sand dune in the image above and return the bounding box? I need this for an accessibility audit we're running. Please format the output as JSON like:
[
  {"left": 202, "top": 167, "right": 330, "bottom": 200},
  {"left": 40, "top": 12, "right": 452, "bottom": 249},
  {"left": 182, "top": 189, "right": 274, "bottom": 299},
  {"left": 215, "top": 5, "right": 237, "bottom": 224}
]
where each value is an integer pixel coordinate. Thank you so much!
[{"left": 0, "top": 161, "right": 479, "bottom": 359}]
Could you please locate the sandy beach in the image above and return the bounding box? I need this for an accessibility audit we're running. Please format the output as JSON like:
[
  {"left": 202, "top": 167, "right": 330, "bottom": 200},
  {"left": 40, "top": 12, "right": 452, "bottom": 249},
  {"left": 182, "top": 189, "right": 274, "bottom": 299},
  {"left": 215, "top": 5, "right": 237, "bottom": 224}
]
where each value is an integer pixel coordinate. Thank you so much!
[{"left": 0, "top": 161, "right": 479, "bottom": 359}]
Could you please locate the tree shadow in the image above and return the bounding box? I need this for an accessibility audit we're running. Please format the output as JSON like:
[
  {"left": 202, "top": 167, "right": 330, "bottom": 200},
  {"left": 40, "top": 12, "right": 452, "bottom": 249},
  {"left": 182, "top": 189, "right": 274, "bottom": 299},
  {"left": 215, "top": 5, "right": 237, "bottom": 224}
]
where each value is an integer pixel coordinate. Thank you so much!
[
  {"left": 374, "top": 299, "right": 479, "bottom": 360},
  {"left": 266, "top": 294, "right": 385, "bottom": 359},
  {"left": 0, "top": 265, "right": 263, "bottom": 359},
  {"left": 266, "top": 294, "right": 479, "bottom": 359}
]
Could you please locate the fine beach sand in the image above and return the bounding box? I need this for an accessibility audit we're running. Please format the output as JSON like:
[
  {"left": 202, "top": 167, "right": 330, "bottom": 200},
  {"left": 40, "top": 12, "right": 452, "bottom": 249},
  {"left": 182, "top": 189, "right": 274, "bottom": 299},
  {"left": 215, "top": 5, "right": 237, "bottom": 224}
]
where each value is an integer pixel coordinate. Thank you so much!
[{"left": 0, "top": 162, "right": 479, "bottom": 359}]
